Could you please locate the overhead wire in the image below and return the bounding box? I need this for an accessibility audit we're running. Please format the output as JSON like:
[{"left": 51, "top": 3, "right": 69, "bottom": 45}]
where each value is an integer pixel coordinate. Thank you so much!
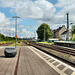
[{"left": 57, "top": 0, "right": 75, "bottom": 14}]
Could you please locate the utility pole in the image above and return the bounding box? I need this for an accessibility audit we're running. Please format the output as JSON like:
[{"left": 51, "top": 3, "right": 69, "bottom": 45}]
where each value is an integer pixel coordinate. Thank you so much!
[
  {"left": 9, "top": 30, "right": 11, "bottom": 37},
  {"left": 9, "top": 30, "right": 11, "bottom": 41},
  {"left": 44, "top": 25, "right": 45, "bottom": 42},
  {"left": 66, "top": 13, "right": 69, "bottom": 41}
]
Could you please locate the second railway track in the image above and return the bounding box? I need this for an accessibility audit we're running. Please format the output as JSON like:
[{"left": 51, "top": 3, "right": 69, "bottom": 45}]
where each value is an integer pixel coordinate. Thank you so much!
[
  {"left": 23, "top": 41, "right": 75, "bottom": 67},
  {"left": 29, "top": 42, "right": 75, "bottom": 56}
]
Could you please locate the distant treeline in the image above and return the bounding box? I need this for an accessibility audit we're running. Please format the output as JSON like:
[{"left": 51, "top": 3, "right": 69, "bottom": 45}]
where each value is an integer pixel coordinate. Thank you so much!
[{"left": 0, "top": 33, "right": 19, "bottom": 42}]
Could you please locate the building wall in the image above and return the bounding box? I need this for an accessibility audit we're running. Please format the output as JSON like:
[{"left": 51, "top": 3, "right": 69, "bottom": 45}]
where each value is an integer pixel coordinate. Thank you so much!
[
  {"left": 55, "top": 32, "right": 60, "bottom": 38},
  {"left": 59, "top": 26, "right": 66, "bottom": 36},
  {"left": 61, "top": 34, "right": 66, "bottom": 40},
  {"left": 53, "top": 26, "right": 67, "bottom": 38},
  {"left": 61, "top": 32, "right": 71, "bottom": 41}
]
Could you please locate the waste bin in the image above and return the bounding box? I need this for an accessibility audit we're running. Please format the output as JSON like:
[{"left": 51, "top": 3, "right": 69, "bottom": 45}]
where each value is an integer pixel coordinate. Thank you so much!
[{"left": 4, "top": 47, "right": 17, "bottom": 57}]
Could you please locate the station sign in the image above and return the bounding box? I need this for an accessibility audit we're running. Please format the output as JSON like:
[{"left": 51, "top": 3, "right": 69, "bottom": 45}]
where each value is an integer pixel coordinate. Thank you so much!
[
  {"left": 15, "top": 35, "right": 17, "bottom": 38},
  {"left": 4, "top": 42, "right": 6, "bottom": 44},
  {"left": 27, "top": 42, "right": 29, "bottom": 45}
]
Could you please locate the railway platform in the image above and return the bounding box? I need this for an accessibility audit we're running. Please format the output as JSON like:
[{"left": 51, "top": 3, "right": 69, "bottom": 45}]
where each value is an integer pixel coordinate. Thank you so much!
[{"left": 0, "top": 46, "right": 75, "bottom": 75}]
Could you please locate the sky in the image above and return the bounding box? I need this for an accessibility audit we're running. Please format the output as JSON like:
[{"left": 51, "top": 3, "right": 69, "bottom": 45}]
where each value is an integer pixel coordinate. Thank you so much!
[{"left": 0, "top": 0, "right": 75, "bottom": 38}]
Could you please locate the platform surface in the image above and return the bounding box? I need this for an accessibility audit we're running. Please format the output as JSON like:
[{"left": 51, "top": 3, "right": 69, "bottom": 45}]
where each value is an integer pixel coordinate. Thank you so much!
[
  {"left": 0, "top": 46, "right": 75, "bottom": 75},
  {"left": 0, "top": 46, "right": 60, "bottom": 75},
  {"left": 17, "top": 46, "right": 59, "bottom": 75},
  {"left": 0, "top": 47, "right": 19, "bottom": 75}
]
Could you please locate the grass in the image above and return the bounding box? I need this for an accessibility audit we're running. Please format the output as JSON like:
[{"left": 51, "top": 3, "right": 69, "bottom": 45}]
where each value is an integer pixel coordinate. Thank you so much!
[
  {"left": 9, "top": 42, "right": 23, "bottom": 46},
  {"left": 71, "top": 34, "right": 75, "bottom": 41},
  {"left": 0, "top": 40, "right": 15, "bottom": 44},
  {"left": 37, "top": 41, "right": 54, "bottom": 45}
]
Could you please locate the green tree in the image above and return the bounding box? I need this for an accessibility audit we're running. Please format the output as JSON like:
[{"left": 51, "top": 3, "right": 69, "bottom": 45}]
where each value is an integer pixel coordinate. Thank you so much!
[
  {"left": 71, "top": 25, "right": 75, "bottom": 41},
  {"left": 0, "top": 33, "right": 5, "bottom": 41},
  {"left": 0, "top": 33, "right": 16, "bottom": 42},
  {"left": 37, "top": 23, "right": 53, "bottom": 41}
]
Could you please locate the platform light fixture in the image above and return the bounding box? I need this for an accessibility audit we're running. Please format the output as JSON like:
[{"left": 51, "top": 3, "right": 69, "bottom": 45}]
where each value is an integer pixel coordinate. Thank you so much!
[{"left": 12, "top": 16, "right": 20, "bottom": 48}]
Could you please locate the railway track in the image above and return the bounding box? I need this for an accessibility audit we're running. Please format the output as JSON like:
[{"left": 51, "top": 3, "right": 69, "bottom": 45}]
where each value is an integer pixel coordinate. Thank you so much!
[
  {"left": 0, "top": 42, "right": 14, "bottom": 46},
  {"left": 27, "top": 42, "right": 75, "bottom": 66},
  {"left": 22, "top": 41, "right": 75, "bottom": 66},
  {"left": 29, "top": 42, "right": 75, "bottom": 56}
]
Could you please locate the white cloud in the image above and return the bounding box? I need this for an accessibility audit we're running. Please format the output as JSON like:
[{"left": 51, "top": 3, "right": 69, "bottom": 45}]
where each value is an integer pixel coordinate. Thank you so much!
[
  {"left": 14, "top": 0, "right": 56, "bottom": 19},
  {"left": 56, "top": 1, "right": 75, "bottom": 25},
  {"left": 0, "top": 1, "right": 15, "bottom": 8},
  {"left": 0, "top": 0, "right": 56, "bottom": 19},
  {"left": 0, "top": 12, "right": 15, "bottom": 36},
  {"left": 17, "top": 28, "right": 34, "bottom": 38},
  {"left": 21, "top": 28, "right": 33, "bottom": 34},
  {"left": 11, "top": 18, "right": 22, "bottom": 26},
  {"left": 0, "top": 12, "right": 6, "bottom": 23},
  {"left": 55, "top": 0, "right": 75, "bottom": 7},
  {"left": 19, "top": 25, "right": 24, "bottom": 28},
  {"left": 0, "top": 12, "right": 10, "bottom": 27},
  {"left": 0, "top": 0, "right": 75, "bottom": 31}
]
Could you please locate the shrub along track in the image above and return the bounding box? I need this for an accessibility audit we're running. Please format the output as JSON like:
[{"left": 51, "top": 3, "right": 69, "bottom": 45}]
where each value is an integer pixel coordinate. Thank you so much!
[{"left": 23, "top": 41, "right": 75, "bottom": 67}]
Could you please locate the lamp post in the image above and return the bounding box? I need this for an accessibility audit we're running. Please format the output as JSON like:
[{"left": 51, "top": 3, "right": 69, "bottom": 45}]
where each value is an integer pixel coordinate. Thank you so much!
[{"left": 12, "top": 16, "right": 20, "bottom": 48}]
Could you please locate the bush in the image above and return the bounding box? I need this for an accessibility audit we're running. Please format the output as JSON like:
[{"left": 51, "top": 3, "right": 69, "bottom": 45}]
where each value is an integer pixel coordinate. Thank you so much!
[
  {"left": 71, "top": 34, "right": 75, "bottom": 41},
  {"left": 72, "top": 38, "right": 75, "bottom": 41},
  {"left": 48, "top": 40, "right": 53, "bottom": 43}
]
